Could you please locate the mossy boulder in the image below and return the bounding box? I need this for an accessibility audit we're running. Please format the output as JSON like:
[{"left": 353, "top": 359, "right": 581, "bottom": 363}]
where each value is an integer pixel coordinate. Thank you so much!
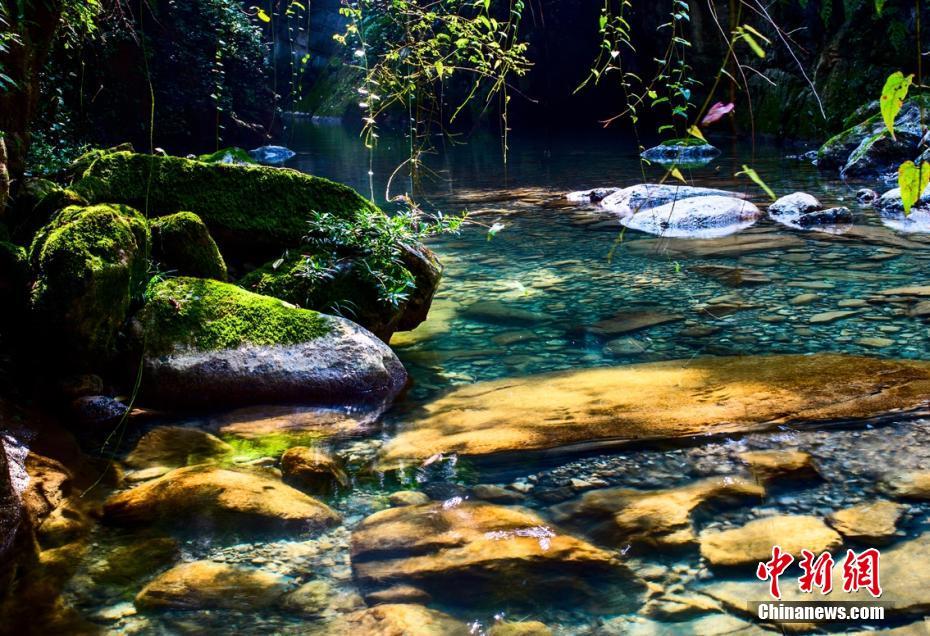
[
  {"left": 150, "top": 212, "right": 227, "bottom": 280},
  {"left": 818, "top": 96, "right": 929, "bottom": 173},
  {"left": 70, "top": 150, "right": 380, "bottom": 255},
  {"left": 134, "top": 277, "right": 407, "bottom": 410},
  {"left": 29, "top": 204, "right": 151, "bottom": 365}
]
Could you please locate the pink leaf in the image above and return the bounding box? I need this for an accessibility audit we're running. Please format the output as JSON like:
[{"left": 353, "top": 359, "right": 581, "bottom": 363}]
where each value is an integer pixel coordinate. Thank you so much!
[{"left": 702, "top": 102, "right": 735, "bottom": 126}]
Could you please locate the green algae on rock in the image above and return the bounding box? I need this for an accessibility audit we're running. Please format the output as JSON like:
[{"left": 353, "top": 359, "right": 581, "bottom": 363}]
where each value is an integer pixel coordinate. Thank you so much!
[
  {"left": 135, "top": 277, "right": 407, "bottom": 409},
  {"left": 381, "top": 354, "right": 930, "bottom": 464},
  {"left": 150, "top": 212, "right": 227, "bottom": 280},
  {"left": 29, "top": 203, "right": 150, "bottom": 365}
]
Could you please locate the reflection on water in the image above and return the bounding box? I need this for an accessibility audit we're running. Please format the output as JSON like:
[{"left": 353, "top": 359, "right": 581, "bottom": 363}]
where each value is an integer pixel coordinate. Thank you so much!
[{"left": 15, "top": 122, "right": 930, "bottom": 634}]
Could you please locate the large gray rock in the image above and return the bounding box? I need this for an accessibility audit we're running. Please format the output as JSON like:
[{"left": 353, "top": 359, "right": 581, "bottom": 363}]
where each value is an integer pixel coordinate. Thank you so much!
[
  {"left": 620, "top": 195, "right": 761, "bottom": 238},
  {"left": 136, "top": 278, "right": 407, "bottom": 411},
  {"left": 769, "top": 192, "right": 821, "bottom": 216}
]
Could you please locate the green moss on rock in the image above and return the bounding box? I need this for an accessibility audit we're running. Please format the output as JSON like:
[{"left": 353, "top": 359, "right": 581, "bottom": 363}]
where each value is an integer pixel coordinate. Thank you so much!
[
  {"left": 71, "top": 150, "right": 379, "bottom": 255},
  {"left": 139, "top": 277, "right": 331, "bottom": 357},
  {"left": 29, "top": 203, "right": 151, "bottom": 364},
  {"left": 150, "top": 212, "right": 227, "bottom": 280}
]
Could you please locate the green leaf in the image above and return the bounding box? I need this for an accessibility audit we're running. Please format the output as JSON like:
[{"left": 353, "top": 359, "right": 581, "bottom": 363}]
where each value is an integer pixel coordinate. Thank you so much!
[
  {"left": 735, "top": 165, "right": 776, "bottom": 201},
  {"left": 898, "top": 161, "right": 930, "bottom": 216},
  {"left": 669, "top": 166, "right": 686, "bottom": 183},
  {"left": 686, "top": 125, "right": 706, "bottom": 143},
  {"left": 880, "top": 71, "right": 913, "bottom": 139},
  {"left": 255, "top": 7, "right": 271, "bottom": 22},
  {"left": 739, "top": 29, "right": 766, "bottom": 58},
  {"left": 875, "top": 0, "right": 886, "bottom": 15}
]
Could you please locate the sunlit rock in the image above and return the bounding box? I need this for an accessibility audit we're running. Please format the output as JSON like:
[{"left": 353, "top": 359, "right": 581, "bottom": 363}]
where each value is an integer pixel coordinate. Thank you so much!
[
  {"left": 135, "top": 278, "right": 407, "bottom": 411},
  {"left": 327, "top": 604, "right": 471, "bottom": 636},
  {"left": 882, "top": 470, "right": 930, "bottom": 500},
  {"left": 280, "top": 446, "right": 348, "bottom": 494},
  {"left": 699, "top": 515, "right": 842, "bottom": 567},
  {"left": 621, "top": 196, "right": 761, "bottom": 239},
  {"left": 103, "top": 465, "right": 340, "bottom": 533},
  {"left": 600, "top": 184, "right": 741, "bottom": 218},
  {"left": 135, "top": 561, "right": 290, "bottom": 611},
  {"left": 381, "top": 354, "right": 930, "bottom": 463},
  {"left": 737, "top": 450, "right": 821, "bottom": 485},
  {"left": 350, "top": 500, "right": 645, "bottom": 608},
  {"left": 550, "top": 477, "right": 764, "bottom": 548},
  {"left": 768, "top": 192, "right": 852, "bottom": 230},
  {"left": 827, "top": 500, "right": 905, "bottom": 544}
]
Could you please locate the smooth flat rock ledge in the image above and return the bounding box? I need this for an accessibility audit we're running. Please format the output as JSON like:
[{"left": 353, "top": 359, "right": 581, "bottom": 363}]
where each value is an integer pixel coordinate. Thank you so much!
[{"left": 380, "top": 354, "right": 930, "bottom": 466}]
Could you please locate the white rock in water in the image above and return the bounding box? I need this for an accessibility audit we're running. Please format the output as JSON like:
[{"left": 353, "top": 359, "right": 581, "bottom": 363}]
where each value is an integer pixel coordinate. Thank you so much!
[
  {"left": 880, "top": 208, "right": 930, "bottom": 234},
  {"left": 621, "top": 195, "right": 761, "bottom": 238},
  {"left": 769, "top": 192, "right": 821, "bottom": 216},
  {"left": 600, "top": 183, "right": 740, "bottom": 218}
]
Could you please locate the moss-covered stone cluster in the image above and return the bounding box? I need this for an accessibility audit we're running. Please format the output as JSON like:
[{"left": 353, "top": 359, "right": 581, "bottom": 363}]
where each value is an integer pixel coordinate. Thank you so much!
[{"left": 0, "top": 146, "right": 440, "bottom": 381}]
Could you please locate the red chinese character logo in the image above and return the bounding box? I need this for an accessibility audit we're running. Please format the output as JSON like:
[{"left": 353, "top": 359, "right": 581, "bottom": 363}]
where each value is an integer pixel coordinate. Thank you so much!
[
  {"left": 842, "top": 548, "right": 882, "bottom": 598},
  {"left": 756, "top": 545, "right": 795, "bottom": 599},
  {"left": 798, "top": 549, "right": 834, "bottom": 594}
]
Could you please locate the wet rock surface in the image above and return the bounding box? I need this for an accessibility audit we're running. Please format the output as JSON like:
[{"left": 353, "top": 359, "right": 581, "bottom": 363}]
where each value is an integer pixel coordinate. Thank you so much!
[
  {"left": 382, "top": 354, "right": 930, "bottom": 462},
  {"left": 698, "top": 515, "right": 842, "bottom": 567}
]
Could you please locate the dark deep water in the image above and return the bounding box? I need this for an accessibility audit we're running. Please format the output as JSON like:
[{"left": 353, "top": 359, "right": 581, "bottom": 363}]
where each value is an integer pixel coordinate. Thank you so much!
[{"left": 11, "top": 122, "right": 930, "bottom": 634}]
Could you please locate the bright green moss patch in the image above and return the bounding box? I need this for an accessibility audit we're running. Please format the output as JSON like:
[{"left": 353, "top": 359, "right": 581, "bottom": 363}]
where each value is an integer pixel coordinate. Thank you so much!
[
  {"left": 222, "top": 432, "right": 327, "bottom": 463},
  {"left": 150, "top": 212, "right": 227, "bottom": 280},
  {"left": 197, "top": 147, "right": 256, "bottom": 164},
  {"left": 71, "top": 151, "right": 380, "bottom": 252},
  {"left": 140, "top": 277, "right": 332, "bottom": 356},
  {"left": 29, "top": 204, "right": 151, "bottom": 363}
]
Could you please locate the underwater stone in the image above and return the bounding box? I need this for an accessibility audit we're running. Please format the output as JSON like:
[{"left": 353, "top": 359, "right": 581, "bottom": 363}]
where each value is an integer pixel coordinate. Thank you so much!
[
  {"left": 350, "top": 500, "right": 645, "bottom": 608},
  {"left": 699, "top": 515, "right": 842, "bottom": 567},
  {"left": 103, "top": 465, "right": 341, "bottom": 533},
  {"left": 380, "top": 354, "right": 930, "bottom": 463},
  {"left": 620, "top": 195, "right": 761, "bottom": 239},
  {"left": 135, "top": 561, "right": 290, "bottom": 611},
  {"left": 827, "top": 501, "right": 905, "bottom": 544}
]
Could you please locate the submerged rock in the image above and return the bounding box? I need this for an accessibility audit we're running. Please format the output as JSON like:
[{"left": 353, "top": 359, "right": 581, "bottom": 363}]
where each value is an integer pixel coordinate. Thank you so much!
[
  {"left": 124, "top": 426, "right": 233, "bottom": 469},
  {"left": 621, "top": 195, "right": 761, "bottom": 239},
  {"left": 737, "top": 450, "right": 821, "bottom": 485},
  {"left": 882, "top": 470, "right": 930, "bottom": 500},
  {"left": 103, "top": 465, "right": 340, "bottom": 533},
  {"left": 586, "top": 310, "right": 683, "bottom": 337},
  {"left": 280, "top": 446, "right": 348, "bottom": 494},
  {"left": 551, "top": 477, "right": 764, "bottom": 548},
  {"left": 640, "top": 139, "right": 720, "bottom": 165},
  {"left": 699, "top": 515, "right": 842, "bottom": 567},
  {"left": 350, "top": 500, "right": 644, "bottom": 608},
  {"left": 689, "top": 265, "right": 770, "bottom": 287},
  {"left": 135, "top": 561, "right": 289, "bottom": 611},
  {"left": 827, "top": 500, "right": 905, "bottom": 544},
  {"left": 29, "top": 203, "right": 150, "bottom": 365},
  {"left": 381, "top": 354, "right": 930, "bottom": 463},
  {"left": 150, "top": 211, "right": 227, "bottom": 280},
  {"left": 330, "top": 604, "right": 471, "bottom": 636},
  {"left": 135, "top": 277, "right": 407, "bottom": 410}
]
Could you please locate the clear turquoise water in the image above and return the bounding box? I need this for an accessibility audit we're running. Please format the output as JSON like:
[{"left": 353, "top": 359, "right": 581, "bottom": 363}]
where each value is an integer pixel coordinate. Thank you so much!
[{"left": 40, "top": 124, "right": 930, "bottom": 633}]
